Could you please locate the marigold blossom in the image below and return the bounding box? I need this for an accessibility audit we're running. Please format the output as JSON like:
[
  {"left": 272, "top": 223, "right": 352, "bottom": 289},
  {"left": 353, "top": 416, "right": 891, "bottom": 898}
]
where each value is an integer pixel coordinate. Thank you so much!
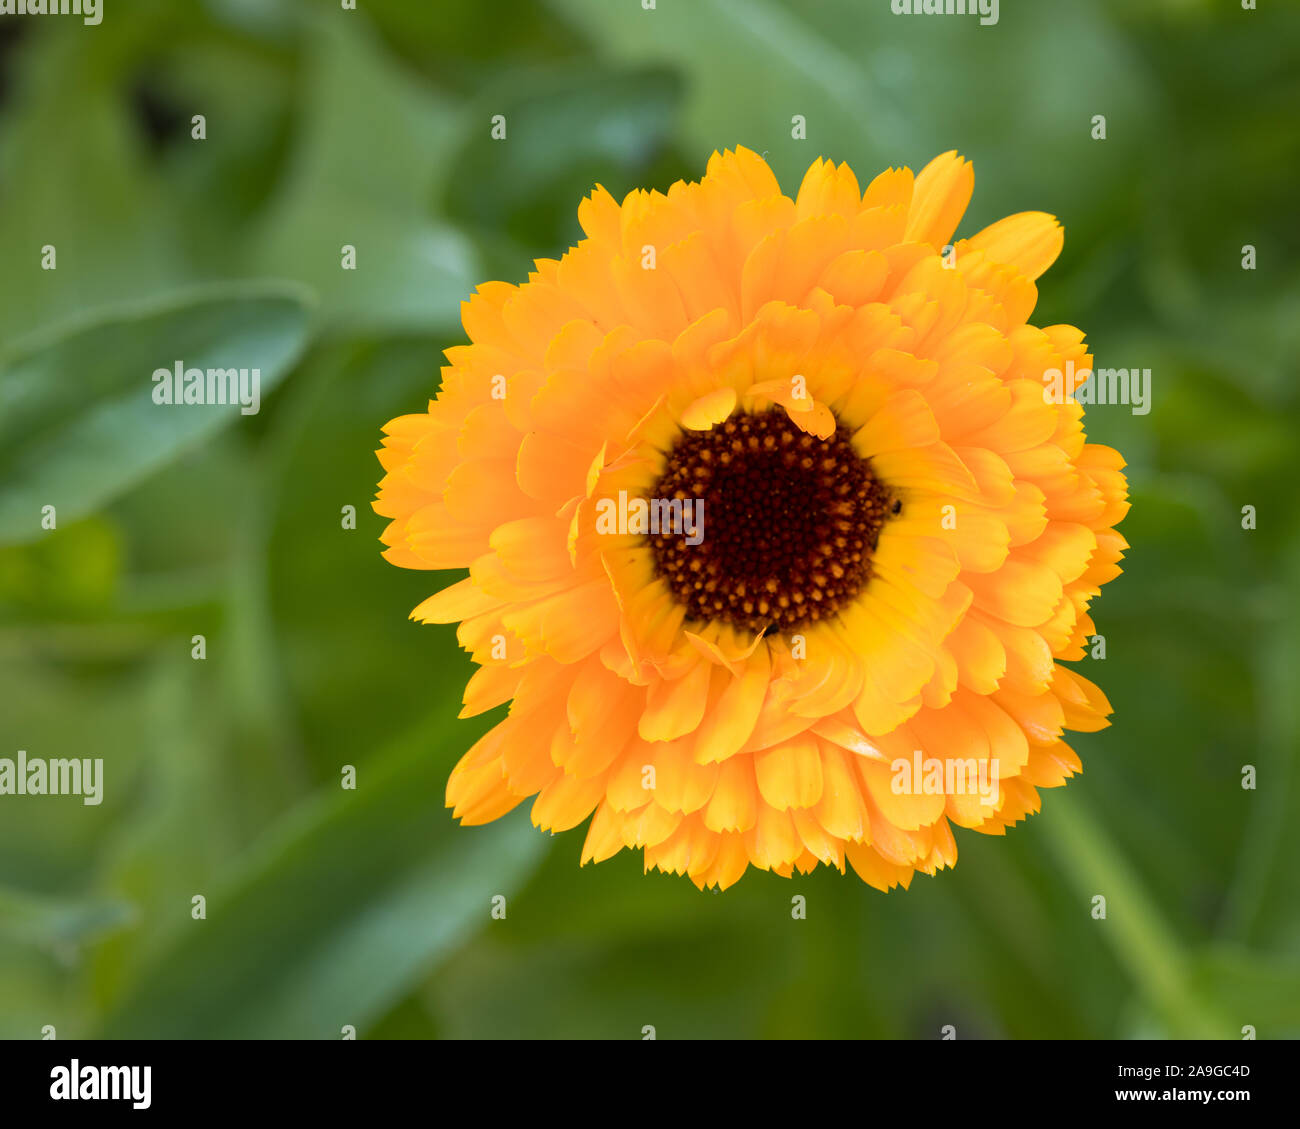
[{"left": 374, "top": 148, "right": 1128, "bottom": 890}]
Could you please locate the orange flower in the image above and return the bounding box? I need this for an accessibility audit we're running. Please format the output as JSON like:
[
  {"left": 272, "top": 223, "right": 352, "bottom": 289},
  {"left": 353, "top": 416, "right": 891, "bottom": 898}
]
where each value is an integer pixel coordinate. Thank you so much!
[{"left": 374, "top": 149, "right": 1128, "bottom": 890}]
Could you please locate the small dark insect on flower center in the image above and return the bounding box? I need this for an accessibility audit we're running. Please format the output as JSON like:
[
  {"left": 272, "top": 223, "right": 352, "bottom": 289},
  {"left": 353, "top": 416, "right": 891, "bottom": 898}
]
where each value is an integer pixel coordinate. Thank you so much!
[{"left": 647, "top": 409, "right": 895, "bottom": 634}]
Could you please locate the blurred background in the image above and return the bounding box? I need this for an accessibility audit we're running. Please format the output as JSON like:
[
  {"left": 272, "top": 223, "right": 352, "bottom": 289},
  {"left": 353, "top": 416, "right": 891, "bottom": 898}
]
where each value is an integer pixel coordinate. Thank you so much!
[{"left": 0, "top": 0, "right": 1297, "bottom": 1039}]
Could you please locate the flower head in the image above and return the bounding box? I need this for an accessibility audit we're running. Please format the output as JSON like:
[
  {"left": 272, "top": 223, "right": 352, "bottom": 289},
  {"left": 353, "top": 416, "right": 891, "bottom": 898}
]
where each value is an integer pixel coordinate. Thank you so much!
[{"left": 374, "top": 148, "right": 1128, "bottom": 890}]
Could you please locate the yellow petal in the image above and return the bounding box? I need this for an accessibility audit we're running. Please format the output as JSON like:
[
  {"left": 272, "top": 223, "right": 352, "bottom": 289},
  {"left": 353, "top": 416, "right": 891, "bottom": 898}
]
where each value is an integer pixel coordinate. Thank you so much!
[
  {"left": 964, "top": 211, "right": 1064, "bottom": 281},
  {"left": 681, "top": 386, "right": 737, "bottom": 431},
  {"left": 904, "top": 151, "right": 973, "bottom": 250},
  {"left": 754, "top": 734, "right": 824, "bottom": 810}
]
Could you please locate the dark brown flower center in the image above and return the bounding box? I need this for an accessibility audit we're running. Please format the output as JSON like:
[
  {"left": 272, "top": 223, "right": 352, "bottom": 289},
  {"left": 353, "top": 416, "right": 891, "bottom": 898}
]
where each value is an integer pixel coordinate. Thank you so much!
[{"left": 646, "top": 410, "right": 893, "bottom": 634}]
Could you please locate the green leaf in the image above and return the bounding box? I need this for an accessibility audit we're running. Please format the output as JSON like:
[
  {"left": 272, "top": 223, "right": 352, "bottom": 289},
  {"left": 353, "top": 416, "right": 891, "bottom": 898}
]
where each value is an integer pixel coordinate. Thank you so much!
[
  {"left": 0, "top": 282, "right": 313, "bottom": 546},
  {"left": 547, "top": 0, "right": 1146, "bottom": 210},
  {"left": 442, "top": 65, "right": 682, "bottom": 256},
  {"left": 0, "top": 26, "right": 186, "bottom": 344},
  {"left": 248, "top": 16, "right": 480, "bottom": 333},
  {"left": 1192, "top": 947, "right": 1300, "bottom": 1037},
  {"left": 96, "top": 716, "right": 548, "bottom": 1039},
  {"left": 1038, "top": 790, "right": 1232, "bottom": 1039},
  {"left": 0, "top": 886, "right": 135, "bottom": 951},
  {"left": 0, "top": 517, "right": 122, "bottom": 618},
  {"left": 547, "top": 0, "right": 909, "bottom": 189}
]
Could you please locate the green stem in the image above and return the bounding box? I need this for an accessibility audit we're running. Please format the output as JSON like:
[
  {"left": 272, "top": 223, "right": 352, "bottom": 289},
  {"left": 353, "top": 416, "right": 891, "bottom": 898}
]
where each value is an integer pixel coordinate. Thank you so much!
[{"left": 1041, "top": 790, "right": 1229, "bottom": 1038}]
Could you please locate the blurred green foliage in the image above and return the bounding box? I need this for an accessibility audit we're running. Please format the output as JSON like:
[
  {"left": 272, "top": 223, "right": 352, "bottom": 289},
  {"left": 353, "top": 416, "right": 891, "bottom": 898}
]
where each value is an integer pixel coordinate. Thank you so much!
[{"left": 0, "top": 0, "right": 1297, "bottom": 1039}]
